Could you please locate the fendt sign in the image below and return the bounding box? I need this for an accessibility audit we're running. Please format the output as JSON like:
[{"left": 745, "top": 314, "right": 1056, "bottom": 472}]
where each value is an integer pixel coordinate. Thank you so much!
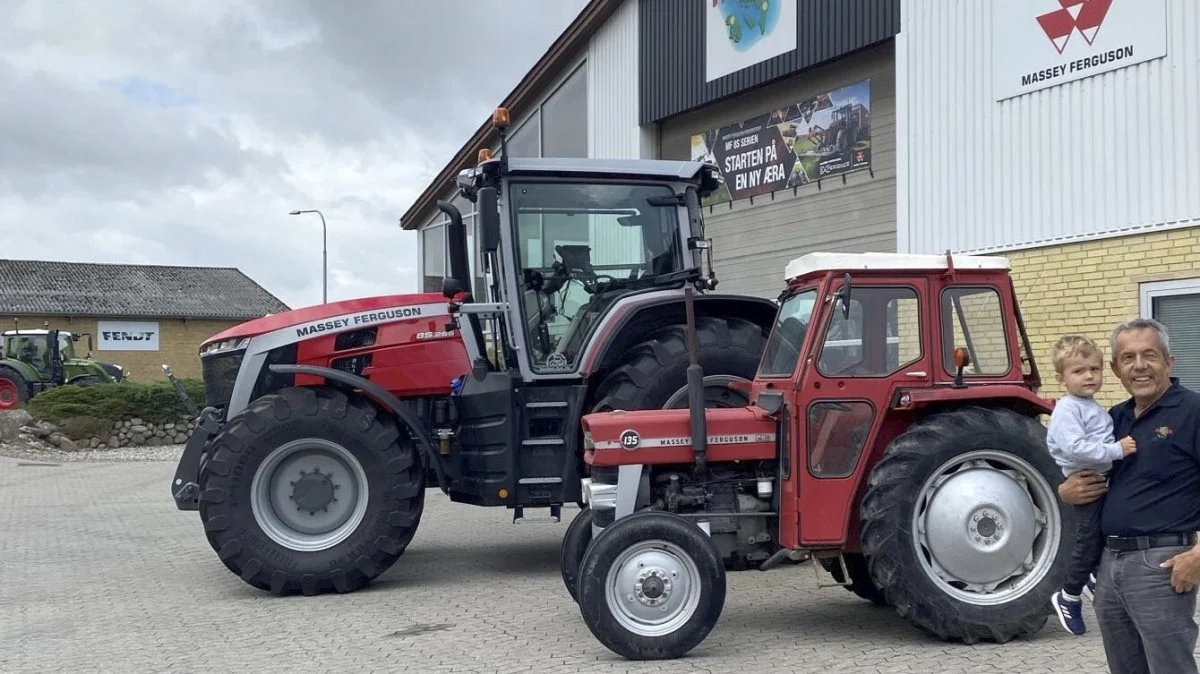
[
  {"left": 97, "top": 321, "right": 160, "bottom": 351},
  {"left": 992, "top": 0, "right": 1168, "bottom": 100}
]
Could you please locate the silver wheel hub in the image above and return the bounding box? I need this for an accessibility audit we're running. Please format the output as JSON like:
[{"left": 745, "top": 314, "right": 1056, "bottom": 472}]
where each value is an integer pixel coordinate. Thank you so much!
[
  {"left": 606, "top": 541, "right": 702, "bottom": 637},
  {"left": 912, "top": 450, "right": 1058, "bottom": 605},
  {"left": 251, "top": 438, "right": 370, "bottom": 552},
  {"left": 663, "top": 375, "right": 751, "bottom": 410}
]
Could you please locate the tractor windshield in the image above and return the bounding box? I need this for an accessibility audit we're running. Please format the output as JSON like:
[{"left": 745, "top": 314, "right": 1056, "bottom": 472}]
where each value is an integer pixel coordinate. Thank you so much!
[
  {"left": 509, "top": 180, "right": 686, "bottom": 373},
  {"left": 758, "top": 288, "right": 818, "bottom": 377}
]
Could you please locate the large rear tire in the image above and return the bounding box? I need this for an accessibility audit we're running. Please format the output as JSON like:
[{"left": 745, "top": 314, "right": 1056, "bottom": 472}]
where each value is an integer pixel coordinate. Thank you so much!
[
  {"left": 197, "top": 386, "right": 425, "bottom": 596},
  {"left": 591, "top": 316, "right": 765, "bottom": 413},
  {"left": 577, "top": 511, "right": 726, "bottom": 661},
  {"left": 859, "top": 406, "right": 1072, "bottom": 643},
  {"left": 0, "top": 366, "right": 31, "bottom": 411}
]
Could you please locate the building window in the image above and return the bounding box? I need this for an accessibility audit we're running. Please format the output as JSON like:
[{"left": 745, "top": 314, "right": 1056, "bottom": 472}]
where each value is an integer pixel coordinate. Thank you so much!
[
  {"left": 507, "top": 114, "right": 540, "bottom": 158},
  {"left": 540, "top": 64, "right": 587, "bottom": 158},
  {"left": 421, "top": 224, "right": 445, "bottom": 293},
  {"left": 1140, "top": 278, "right": 1200, "bottom": 390}
]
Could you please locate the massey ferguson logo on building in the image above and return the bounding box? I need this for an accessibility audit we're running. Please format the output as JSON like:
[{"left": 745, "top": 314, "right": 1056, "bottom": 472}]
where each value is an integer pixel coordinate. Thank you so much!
[
  {"left": 1036, "top": 0, "right": 1111, "bottom": 54},
  {"left": 992, "top": 0, "right": 1167, "bottom": 101}
]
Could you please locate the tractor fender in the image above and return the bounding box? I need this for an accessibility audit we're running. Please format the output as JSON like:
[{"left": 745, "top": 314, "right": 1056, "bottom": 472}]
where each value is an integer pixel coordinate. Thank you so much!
[
  {"left": 0, "top": 358, "right": 39, "bottom": 384},
  {"left": 896, "top": 384, "right": 1055, "bottom": 417},
  {"left": 267, "top": 363, "right": 448, "bottom": 492},
  {"left": 580, "top": 292, "right": 778, "bottom": 376}
]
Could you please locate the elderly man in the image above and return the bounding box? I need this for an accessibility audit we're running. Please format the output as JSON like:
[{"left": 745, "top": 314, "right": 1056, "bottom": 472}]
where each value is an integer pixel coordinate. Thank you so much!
[{"left": 1058, "top": 318, "right": 1200, "bottom": 673}]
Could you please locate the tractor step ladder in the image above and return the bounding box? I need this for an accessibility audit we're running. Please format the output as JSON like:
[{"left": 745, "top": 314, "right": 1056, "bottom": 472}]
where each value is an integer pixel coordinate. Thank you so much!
[
  {"left": 810, "top": 550, "right": 854, "bottom": 588},
  {"left": 511, "top": 397, "right": 569, "bottom": 523},
  {"left": 513, "top": 503, "right": 561, "bottom": 524}
]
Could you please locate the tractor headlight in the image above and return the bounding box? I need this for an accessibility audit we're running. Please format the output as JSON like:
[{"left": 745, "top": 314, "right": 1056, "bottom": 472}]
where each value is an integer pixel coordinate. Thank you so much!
[
  {"left": 582, "top": 478, "right": 617, "bottom": 511},
  {"left": 200, "top": 337, "right": 250, "bottom": 356}
]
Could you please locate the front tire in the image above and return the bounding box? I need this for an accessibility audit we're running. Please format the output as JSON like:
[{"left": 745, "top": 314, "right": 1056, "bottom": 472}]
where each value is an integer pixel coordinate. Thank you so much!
[
  {"left": 859, "top": 406, "right": 1072, "bottom": 643},
  {"left": 197, "top": 386, "right": 425, "bottom": 596},
  {"left": 561, "top": 507, "right": 595, "bottom": 602},
  {"left": 577, "top": 511, "right": 726, "bottom": 661}
]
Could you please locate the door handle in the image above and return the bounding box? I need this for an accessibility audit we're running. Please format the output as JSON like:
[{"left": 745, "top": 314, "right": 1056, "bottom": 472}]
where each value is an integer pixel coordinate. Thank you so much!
[{"left": 904, "top": 371, "right": 928, "bottom": 377}]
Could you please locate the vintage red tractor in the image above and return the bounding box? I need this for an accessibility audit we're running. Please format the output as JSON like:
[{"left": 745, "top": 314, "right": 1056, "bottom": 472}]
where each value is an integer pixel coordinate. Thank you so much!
[
  {"left": 167, "top": 108, "right": 779, "bottom": 597},
  {"left": 565, "top": 251, "right": 1072, "bottom": 660}
]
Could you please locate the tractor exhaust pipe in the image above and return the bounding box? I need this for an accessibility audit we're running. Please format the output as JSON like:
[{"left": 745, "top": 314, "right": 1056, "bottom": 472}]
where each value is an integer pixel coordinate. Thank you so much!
[{"left": 684, "top": 285, "right": 707, "bottom": 475}]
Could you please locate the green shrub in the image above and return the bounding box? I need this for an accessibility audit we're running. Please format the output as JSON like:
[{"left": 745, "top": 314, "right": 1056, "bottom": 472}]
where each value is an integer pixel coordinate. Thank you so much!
[{"left": 27, "top": 379, "right": 206, "bottom": 427}]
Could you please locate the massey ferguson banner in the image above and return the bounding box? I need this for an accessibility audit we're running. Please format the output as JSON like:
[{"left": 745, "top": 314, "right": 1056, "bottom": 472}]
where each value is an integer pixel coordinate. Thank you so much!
[
  {"left": 992, "top": 0, "right": 1168, "bottom": 100},
  {"left": 690, "top": 78, "right": 872, "bottom": 206}
]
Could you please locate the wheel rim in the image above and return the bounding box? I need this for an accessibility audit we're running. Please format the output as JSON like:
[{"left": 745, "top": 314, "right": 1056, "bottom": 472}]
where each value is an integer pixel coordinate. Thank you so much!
[
  {"left": 0, "top": 379, "right": 19, "bottom": 410},
  {"left": 663, "top": 375, "right": 751, "bottom": 409},
  {"left": 250, "top": 438, "right": 370, "bottom": 552},
  {"left": 911, "top": 449, "right": 1061, "bottom": 606},
  {"left": 604, "top": 539, "right": 703, "bottom": 637}
]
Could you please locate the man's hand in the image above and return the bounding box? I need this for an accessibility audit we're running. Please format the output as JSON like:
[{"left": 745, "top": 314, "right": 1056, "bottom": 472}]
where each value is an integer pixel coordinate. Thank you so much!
[
  {"left": 1160, "top": 547, "right": 1200, "bottom": 593},
  {"left": 1058, "top": 469, "right": 1107, "bottom": 505},
  {"left": 1120, "top": 436, "right": 1137, "bottom": 456}
]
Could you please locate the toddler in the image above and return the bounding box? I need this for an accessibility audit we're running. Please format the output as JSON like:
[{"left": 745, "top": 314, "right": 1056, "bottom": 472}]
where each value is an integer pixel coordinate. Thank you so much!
[{"left": 1047, "top": 334, "right": 1136, "bottom": 636}]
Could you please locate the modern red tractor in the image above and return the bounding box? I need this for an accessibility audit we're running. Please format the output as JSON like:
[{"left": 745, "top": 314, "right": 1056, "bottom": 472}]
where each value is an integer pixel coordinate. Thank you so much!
[
  {"left": 565, "top": 251, "right": 1073, "bottom": 660},
  {"left": 167, "top": 108, "right": 779, "bottom": 597}
]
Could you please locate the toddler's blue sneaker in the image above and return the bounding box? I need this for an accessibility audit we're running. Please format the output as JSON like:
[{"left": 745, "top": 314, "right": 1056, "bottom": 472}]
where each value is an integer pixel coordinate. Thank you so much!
[{"left": 1052, "top": 590, "right": 1086, "bottom": 635}]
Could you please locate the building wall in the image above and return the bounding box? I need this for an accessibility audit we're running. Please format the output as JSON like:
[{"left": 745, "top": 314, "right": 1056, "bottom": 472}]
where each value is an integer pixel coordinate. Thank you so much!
[
  {"left": 588, "top": 0, "right": 655, "bottom": 159},
  {"left": 638, "top": 0, "right": 899, "bottom": 123},
  {"left": 1008, "top": 227, "right": 1200, "bottom": 406},
  {"left": 898, "top": 0, "right": 1200, "bottom": 256},
  {"left": 5, "top": 315, "right": 241, "bottom": 383},
  {"left": 658, "top": 43, "right": 897, "bottom": 299}
]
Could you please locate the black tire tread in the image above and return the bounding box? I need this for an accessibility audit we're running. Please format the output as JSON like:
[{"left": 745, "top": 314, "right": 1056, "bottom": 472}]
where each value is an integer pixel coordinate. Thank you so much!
[
  {"left": 859, "top": 405, "right": 1066, "bottom": 644},
  {"left": 592, "top": 316, "right": 766, "bottom": 413},
  {"left": 0, "top": 366, "right": 31, "bottom": 409},
  {"left": 560, "top": 507, "right": 595, "bottom": 602},
  {"left": 197, "top": 386, "right": 424, "bottom": 596}
]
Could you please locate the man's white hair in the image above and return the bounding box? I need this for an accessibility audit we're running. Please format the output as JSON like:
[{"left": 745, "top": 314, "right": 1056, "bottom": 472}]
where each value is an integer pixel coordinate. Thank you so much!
[{"left": 1110, "top": 317, "right": 1172, "bottom": 360}]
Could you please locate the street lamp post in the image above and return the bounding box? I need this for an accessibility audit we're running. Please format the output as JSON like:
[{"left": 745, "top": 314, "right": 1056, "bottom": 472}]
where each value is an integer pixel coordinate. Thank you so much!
[{"left": 289, "top": 209, "right": 327, "bottom": 304}]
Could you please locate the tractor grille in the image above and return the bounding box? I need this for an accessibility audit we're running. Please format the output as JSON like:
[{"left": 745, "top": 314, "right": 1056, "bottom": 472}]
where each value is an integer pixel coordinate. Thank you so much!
[{"left": 201, "top": 350, "right": 244, "bottom": 407}]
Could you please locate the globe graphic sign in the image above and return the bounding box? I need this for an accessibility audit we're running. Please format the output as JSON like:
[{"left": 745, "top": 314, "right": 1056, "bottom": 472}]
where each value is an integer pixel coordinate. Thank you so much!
[{"left": 717, "top": 0, "right": 783, "bottom": 52}]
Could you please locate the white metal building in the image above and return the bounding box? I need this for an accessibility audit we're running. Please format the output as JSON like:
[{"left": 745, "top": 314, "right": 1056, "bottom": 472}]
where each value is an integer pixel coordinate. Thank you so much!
[{"left": 896, "top": 0, "right": 1200, "bottom": 397}]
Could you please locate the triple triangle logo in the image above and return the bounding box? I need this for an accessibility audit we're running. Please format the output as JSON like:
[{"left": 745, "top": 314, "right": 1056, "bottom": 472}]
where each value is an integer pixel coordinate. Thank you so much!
[{"left": 1036, "top": 0, "right": 1113, "bottom": 54}]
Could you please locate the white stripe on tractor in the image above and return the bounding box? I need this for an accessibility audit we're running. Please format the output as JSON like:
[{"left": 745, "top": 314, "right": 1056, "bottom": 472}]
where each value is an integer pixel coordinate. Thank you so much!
[{"left": 593, "top": 433, "right": 777, "bottom": 451}]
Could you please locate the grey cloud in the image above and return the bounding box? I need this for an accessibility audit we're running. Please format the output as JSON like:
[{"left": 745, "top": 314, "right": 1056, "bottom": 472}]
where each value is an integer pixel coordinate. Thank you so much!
[
  {"left": 0, "top": 0, "right": 582, "bottom": 308},
  {"left": 0, "top": 62, "right": 284, "bottom": 200}
]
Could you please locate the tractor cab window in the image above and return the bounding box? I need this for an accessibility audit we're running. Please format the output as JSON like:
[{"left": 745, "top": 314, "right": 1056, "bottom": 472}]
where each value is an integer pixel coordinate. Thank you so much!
[
  {"left": 509, "top": 180, "right": 686, "bottom": 373},
  {"left": 758, "top": 289, "right": 818, "bottom": 377},
  {"left": 941, "top": 286, "right": 1011, "bottom": 376},
  {"left": 817, "top": 286, "right": 921, "bottom": 377},
  {"left": 9, "top": 335, "right": 50, "bottom": 375},
  {"left": 57, "top": 333, "right": 76, "bottom": 360}
]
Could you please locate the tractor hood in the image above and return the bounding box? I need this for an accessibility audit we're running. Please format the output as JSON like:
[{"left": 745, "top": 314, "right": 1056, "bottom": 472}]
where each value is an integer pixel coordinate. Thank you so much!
[
  {"left": 581, "top": 406, "right": 779, "bottom": 467},
  {"left": 201, "top": 293, "right": 448, "bottom": 347}
]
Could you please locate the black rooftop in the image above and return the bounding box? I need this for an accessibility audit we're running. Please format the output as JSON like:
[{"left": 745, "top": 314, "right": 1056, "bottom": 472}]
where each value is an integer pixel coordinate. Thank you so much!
[{"left": 0, "top": 259, "right": 291, "bottom": 320}]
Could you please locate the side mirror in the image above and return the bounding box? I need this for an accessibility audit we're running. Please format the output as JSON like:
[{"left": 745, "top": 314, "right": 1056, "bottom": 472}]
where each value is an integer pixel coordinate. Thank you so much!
[
  {"left": 477, "top": 186, "right": 500, "bottom": 254},
  {"left": 952, "top": 346, "right": 972, "bottom": 388},
  {"left": 442, "top": 277, "right": 467, "bottom": 300},
  {"left": 837, "top": 272, "right": 852, "bottom": 319}
]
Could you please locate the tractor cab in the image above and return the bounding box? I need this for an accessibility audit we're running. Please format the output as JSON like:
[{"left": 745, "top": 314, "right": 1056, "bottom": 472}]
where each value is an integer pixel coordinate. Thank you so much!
[
  {"left": 0, "top": 328, "right": 125, "bottom": 409},
  {"left": 434, "top": 106, "right": 770, "bottom": 518},
  {"left": 569, "top": 252, "right": 1067, "bottom": 661}
]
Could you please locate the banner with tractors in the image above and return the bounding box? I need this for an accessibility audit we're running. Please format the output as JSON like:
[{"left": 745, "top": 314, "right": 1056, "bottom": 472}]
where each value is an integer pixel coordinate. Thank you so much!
[{"left": 690, "top": 78, "right": 872, "bottom": 206}]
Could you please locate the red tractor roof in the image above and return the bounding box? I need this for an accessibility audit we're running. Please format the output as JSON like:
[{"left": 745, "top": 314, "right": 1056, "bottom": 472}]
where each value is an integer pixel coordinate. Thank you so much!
[{"left": 783, "top": 251, "right": 1012, "bottom": 284}]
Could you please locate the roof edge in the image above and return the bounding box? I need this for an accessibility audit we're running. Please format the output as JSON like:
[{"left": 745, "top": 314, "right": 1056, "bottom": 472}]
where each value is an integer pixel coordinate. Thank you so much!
[{"left": 398, "top": 0, "right": 622, "bottom": 231}]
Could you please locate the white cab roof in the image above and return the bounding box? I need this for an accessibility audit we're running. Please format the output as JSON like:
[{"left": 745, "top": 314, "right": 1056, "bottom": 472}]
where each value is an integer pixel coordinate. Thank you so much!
[{"left": 784, "top": 251, "right": 1011, "bottom": 281}]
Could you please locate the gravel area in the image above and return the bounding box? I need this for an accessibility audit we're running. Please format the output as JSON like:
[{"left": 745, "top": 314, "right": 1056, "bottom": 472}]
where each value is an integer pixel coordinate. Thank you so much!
[{"left": 0, "top": 439, "right": 184, "bottom": 463}]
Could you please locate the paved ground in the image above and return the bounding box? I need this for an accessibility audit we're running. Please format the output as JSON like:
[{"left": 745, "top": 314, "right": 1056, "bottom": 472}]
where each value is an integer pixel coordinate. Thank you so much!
[{"left": 0, "top": 452, "right": 1170, "bottom": 673}]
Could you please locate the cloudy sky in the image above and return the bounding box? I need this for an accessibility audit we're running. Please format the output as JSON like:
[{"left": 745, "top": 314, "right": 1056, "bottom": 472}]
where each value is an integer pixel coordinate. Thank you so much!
[{"left": 0, "top": 0, "right": 588, "bottom": 310}]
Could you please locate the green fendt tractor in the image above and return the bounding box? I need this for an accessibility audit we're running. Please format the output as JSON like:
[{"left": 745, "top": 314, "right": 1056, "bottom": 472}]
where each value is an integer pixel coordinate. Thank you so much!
[{"left": 0, "top": 328, "right": 127, "bottom": 410}]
